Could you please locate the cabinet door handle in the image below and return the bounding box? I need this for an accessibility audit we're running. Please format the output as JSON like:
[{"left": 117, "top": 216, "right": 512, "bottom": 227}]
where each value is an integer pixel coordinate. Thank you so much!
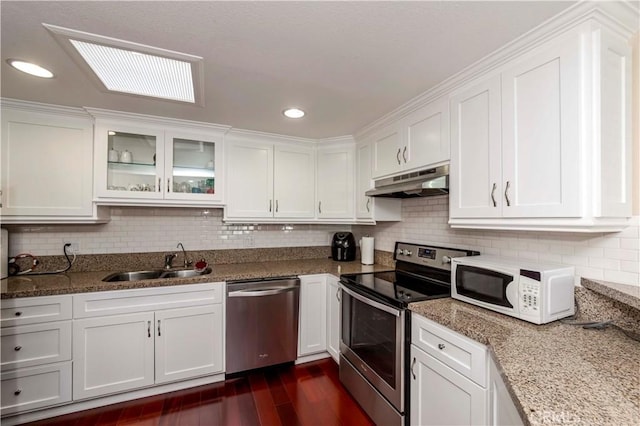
[
  {"left": 336, "top": 288, "right": 341, "bottom": 302},
  {"left": 269, "top": 200, "right": 272, "bottom": 212},
  {"left": 396, "top": 148, "right": 401, "bottom": 165},
  {"left": 14, "top": 389, "right": 21, "bottom": 396},
  {"left": 158, "top": 320, "right": 161, "bottom": 337},
  {"left": 158, "top": 178, "right": 162, "bottom": 193},
  {"left": 504, "top": 181, "right": 511, "bottom": 206},
  {"left": 14, "top": 311, "right": 22, "bottom": 317},
  {"left": 147, "top": 321, "right": 151, "bottom": 338},
  {"left": 491, "top": 183, "right": 497, "bottom": 207},
  {"left": 438, "top": 343, "right": 446, "bottom": 350},
  {"left": 14, "top": 346, "right": 22, "bottom": 351},
  {"left": 167, "top": 178, "right": 171, "bottom": 193},
  {"left": 411, "top": 357, "right": 417, "bottom": 380},
  {"left": 366, "top": 198, "right": 371, "bottom": 212},
  {"left": 276, "top": 200, "right": 279, "bottom": 213},
  {"left": 318, "top": 201, "right": 322, "bottom": 214},
  {"left": 402, "top": 146, "right": 407, "bottom": 163}
]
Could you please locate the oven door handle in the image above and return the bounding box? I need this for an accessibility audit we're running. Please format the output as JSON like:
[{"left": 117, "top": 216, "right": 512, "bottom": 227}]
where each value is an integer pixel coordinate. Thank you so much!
[{"left": 341, "top": 286, "right": 401, "bottom": 317}]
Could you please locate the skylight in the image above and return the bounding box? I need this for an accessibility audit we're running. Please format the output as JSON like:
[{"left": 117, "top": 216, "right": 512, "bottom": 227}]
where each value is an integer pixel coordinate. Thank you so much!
[
  {"left": 70, "top": 40, "right": 194, "bottom": 102},
  {"left": 43, "top": 23, "right": 204, "bottom": 105}
]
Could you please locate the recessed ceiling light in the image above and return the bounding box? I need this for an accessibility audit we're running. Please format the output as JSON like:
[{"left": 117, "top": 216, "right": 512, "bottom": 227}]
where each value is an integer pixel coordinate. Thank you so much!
[
  {"left": 7, "top": 59, "right": 54, "bottom": 78},
  {"left": 283, "top": 108, "right": 305, "bottom": 119}
]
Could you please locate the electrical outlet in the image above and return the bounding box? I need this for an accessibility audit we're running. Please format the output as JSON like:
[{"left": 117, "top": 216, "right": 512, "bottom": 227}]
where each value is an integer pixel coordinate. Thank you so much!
[
  {"left": 244, "top": 235, "right": 255, "bottom": 247},
  {"left": 64, "top": 241, "right": 80, "bottom": 254}
]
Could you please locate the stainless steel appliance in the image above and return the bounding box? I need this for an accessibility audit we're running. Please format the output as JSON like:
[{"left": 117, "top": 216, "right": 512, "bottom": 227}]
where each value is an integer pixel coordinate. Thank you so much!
[
  {"left": 331, "top": 232, "right": 356, "bottom": 261},
  {"left": 339, "top": 242, "right": 478, "bottom": 425},
  {"left": 365, "top": 165, "right": 448, "bottom": 198},
  {"left": 452, "top": 255, "right": 575, "bottom": 324},
  {"left": 225, "top": 277, "right": 300, "bottom": 374}
]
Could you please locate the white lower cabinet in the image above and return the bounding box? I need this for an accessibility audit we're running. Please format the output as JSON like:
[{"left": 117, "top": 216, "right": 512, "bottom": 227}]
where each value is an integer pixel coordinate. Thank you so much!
[
  {"left": 410, "top": 344, "right": 487, "bottom": 426},
  {"left": 155, "top": 305, "right": 223, "bottom": 384},
  {"left": 72, "top": 283, "right": 225, "bottom": 401},
  {"left": 1, "top": 362, "right": 72, "bottom": 416},
  {"left": 410, "top": 313, "right": 488, "bottom": 425},
  {"left": 0, "top": 295, "right": 73, "bottom": 416},
  {"left": 325, "top": 275, "right": 341, "bottom": 363},
  {"left": 489, "top": 356, "right": 523, "bottom": 426},
  {"left": 73, "top": 312, "right": 155, "bottom": 400},
  {"left": 298, "top": 275, "right": 327, "bottom": 356}
]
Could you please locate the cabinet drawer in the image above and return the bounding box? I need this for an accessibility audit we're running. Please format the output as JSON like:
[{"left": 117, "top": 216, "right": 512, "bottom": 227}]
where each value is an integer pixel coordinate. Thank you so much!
[
  {"left": 73, "top": 282, "right": 224, "bottom": 318},
  {"left": 1, "top": 322, "right": 72, "bottom": 371},
  {"left": 411, "top": 313, "right": 487, "bottom": 386},
  {"left": 1, "top": 296, "right": 72, "bottom": 328},
  {"left": 1, "top": 362, "right": 72, "bottom": 416}
]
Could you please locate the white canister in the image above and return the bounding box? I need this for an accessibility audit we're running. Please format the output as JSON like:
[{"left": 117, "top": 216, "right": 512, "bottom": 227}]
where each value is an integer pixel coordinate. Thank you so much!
[
  {"left": 108, "top": 149, "right": 120, "bottom": 162},
  {"left": 360, "top": 236, "right": 375, "bottom": 265},
  {"left": 120, "top": 150, "right": 133, "bottom": 163}
]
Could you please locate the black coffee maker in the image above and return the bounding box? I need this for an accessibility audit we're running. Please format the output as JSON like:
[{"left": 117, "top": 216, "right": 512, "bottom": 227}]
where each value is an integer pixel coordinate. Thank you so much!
[{"left": 331, "top": 232, "right": 356, "bottom": 261}]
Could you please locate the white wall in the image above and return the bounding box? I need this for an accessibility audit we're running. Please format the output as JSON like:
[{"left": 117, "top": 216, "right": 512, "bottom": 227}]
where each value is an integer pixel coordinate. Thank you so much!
[
  {"left": 8, "top": 207, "right": 349, "bottom": 255},
  {"left": 358, "top": 197, "right": 639, "bottom": 286}
]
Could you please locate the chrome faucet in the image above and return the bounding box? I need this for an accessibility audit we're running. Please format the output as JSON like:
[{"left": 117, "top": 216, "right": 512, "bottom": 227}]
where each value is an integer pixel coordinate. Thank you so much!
[
  {"left": 164, "top": 253, "right": 177, "bottom": 270},
  {"left": 177, "top": 242, "right": 192, "bottom": 268}
]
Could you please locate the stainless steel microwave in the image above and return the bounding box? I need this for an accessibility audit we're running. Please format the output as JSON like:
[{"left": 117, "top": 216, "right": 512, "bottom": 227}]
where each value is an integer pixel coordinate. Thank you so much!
[{"left": 451, "top": 255, "right": 575, "bottom": 324}]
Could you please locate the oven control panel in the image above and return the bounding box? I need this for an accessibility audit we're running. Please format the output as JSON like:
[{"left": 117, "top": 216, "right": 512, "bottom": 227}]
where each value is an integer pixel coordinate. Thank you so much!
[{"left": 395, "top": 242, "right": 478, "bottom": 271}]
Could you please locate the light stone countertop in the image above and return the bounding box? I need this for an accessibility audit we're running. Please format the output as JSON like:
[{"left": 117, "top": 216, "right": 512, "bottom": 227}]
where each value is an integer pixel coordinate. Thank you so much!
[
  {"left": 409, "top": 293, "right": 640, "bottom": 426},
  {"left": 0, "top": 258, "right": 392, "bottom": 299}
]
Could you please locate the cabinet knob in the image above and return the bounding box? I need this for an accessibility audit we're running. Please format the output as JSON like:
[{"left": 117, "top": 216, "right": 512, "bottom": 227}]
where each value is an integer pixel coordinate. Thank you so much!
[
  {"left": 438, "top": 343, "right": 446, "bottom": 350},
  {"left": 14, "top": 311, "right": 22, "bottom": 317},
  {"left": 14, "top": 389, "right": 22, "bottom": 396},
  {"left": 14, "top": 346, "right": 22, "bottom": 351}
]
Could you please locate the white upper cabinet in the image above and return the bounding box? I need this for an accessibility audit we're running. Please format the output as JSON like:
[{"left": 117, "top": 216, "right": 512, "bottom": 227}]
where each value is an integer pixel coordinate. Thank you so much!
[
  {"left": 372, "top": 96, "right": 450, "bottom": 179},
  {"left": 449, "top": 75, "right": 503, "bottom": 219},
  {"left": 402, "top": 96, "right": 450, "bottom": 171},
  {"left": 225, "top": 131, "right": 315, "bottom": 221},
  {"left": 316, "top": 142, "right": 355, "bottom": 220},
  {"left": 0, "top": 101, "right": 108, "bottom": 223},
  {"left": 91, "top": 110, "right": 226, "bottom": 207},
  {"left": 275, "top": 145, "right": 316, "bottom": 218},
  {"left": 449, "top": 20, "right": 634, "bottom": 231},
  {"left": 356, "top": 142, "right": 401, "bottom": 222},
  {"left": 225, "top": 138, "right": 274, "bottom": 218},
  {"left": 500, "top": 30, "right": 581, "bottom": 218}
]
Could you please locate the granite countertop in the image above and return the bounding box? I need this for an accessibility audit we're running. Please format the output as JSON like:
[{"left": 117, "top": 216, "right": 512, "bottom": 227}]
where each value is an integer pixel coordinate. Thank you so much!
[
  {"left": 410, "top": 295, "right": 640, "bottom": 426},
  {"left": 0, "top": 258, "right": 392, "bottom": 299}
]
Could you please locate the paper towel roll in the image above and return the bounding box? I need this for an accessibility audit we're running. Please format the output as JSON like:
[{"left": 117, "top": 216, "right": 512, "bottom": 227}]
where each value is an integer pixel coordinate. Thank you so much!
[{"left": 360, "top": 236, "right": 375, "bottom": 265}]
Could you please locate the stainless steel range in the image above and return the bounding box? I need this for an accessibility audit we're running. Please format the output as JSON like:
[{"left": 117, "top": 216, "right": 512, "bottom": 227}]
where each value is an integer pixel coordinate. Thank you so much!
[{"left": 339, "top": 242, "right": 479, "bottom": 425}]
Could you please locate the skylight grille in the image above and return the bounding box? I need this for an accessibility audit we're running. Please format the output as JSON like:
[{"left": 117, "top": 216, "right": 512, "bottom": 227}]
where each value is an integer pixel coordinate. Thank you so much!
[{"left": 70, "top": 40, "right": 195, "bottom": 103}]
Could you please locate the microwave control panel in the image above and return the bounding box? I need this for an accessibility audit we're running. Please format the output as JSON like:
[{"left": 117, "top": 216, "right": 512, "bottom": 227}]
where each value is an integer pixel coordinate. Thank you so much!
[{"left": 519, "top": 278, "right": 540, "bottom": 313}]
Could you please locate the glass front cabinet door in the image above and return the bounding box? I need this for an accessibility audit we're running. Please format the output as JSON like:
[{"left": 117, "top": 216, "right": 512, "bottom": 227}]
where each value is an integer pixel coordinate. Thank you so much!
[{"left": 94, "top": 119, "right": 224, "bottom": 205}]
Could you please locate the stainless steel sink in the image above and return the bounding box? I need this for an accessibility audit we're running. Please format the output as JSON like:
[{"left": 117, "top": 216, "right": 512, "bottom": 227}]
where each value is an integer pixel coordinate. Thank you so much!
[
  {"left": 160, "top": 267, "right": 212, "bottom": 279},
  {"left": 102, "top": 267, "right": 212, "bottom": 282}
]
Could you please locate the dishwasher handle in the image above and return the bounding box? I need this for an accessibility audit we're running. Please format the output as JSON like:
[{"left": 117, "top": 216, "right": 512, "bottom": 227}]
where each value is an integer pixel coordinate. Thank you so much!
[{"left": 228, "top": 285, "right": 298, "bottom": 298}]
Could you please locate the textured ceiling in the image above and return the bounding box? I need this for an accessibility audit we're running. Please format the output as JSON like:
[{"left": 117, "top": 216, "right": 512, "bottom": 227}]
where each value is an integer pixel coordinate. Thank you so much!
[{"left": 0, "top": 1, "right": 575, "bottom": 138}]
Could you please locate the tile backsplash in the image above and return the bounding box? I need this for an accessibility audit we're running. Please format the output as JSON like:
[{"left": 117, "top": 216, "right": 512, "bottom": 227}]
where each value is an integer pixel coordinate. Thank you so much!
[
  {"left": 355, "top": 196, "right": 639, "bottom": 286},
  {"left": 7, "top": 207, "right": 350, "bottom": 256},
  {"left": 5, "top": 198, "right": 639, "bottom": 286}
]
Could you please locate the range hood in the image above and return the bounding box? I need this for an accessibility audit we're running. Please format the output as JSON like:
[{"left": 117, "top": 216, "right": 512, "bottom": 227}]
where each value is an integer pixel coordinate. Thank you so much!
[{"left": 365, "top": 165, "right": 449, "bottom": 198}]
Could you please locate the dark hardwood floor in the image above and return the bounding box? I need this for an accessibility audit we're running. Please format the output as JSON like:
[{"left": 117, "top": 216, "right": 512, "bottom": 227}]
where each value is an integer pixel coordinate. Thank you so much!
[{"left": 27, "top": 359, "right": 374, "bottom": 426}]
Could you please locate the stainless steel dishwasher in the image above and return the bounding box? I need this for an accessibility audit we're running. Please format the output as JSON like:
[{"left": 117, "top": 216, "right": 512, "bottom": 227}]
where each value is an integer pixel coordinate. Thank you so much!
[{"left": 225, "top": 276, "right": 300, "bottom": 374}]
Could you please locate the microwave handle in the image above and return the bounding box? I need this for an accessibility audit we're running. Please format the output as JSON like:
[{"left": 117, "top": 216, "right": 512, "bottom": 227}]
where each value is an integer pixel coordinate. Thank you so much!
[{"left": 341, "top": 285, "right": 401, "bottom": 317}]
